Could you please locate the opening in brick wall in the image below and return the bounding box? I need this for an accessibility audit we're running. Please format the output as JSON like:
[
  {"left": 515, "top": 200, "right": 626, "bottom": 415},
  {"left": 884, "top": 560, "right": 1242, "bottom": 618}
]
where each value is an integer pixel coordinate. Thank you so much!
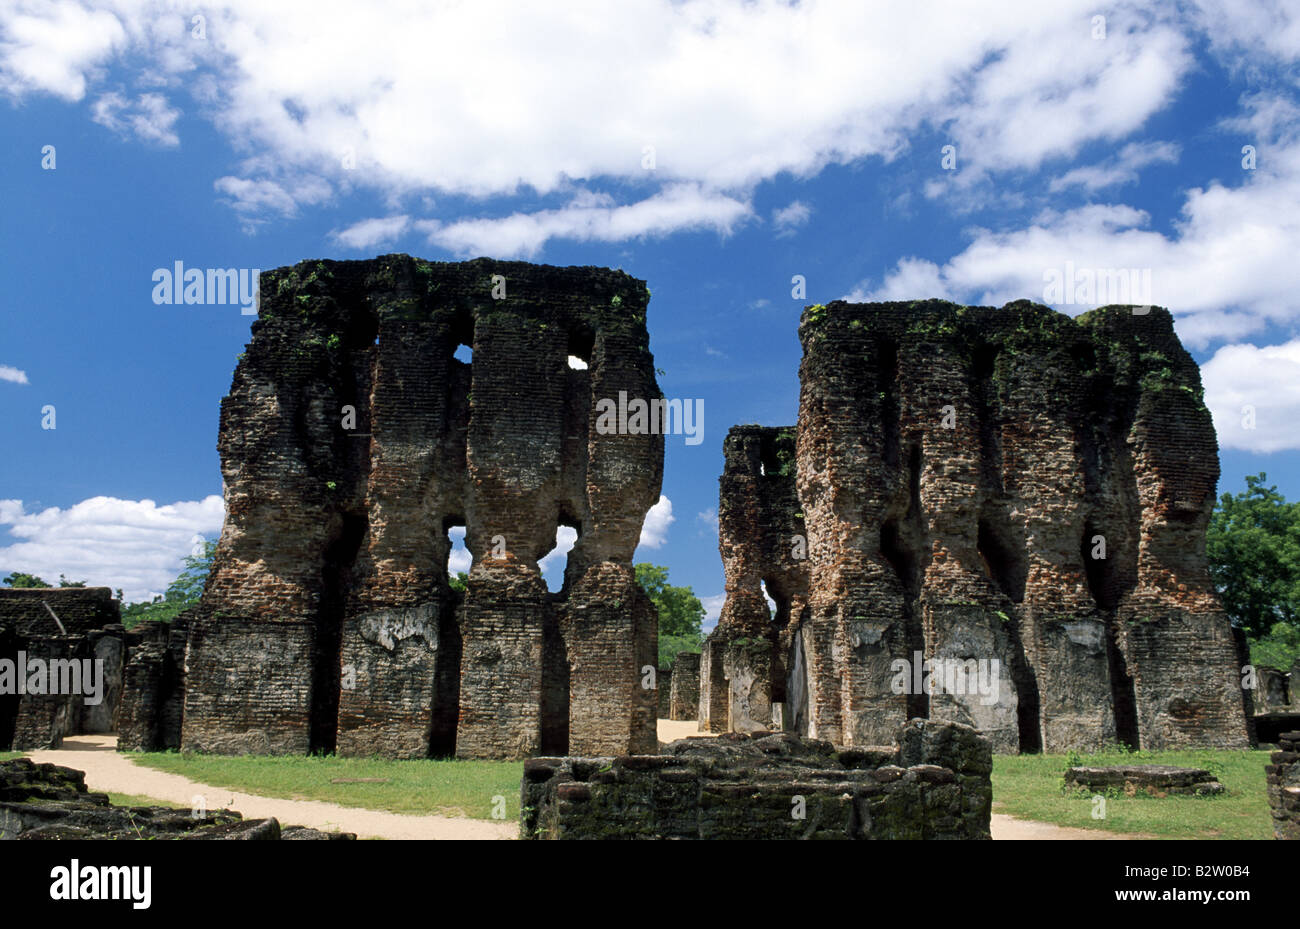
[
  {"left": 445, "top": 522, "right": 472, "bottom": 589},
  {"left": 539, "top": 524, "right": 578, "bottom": 594},
  {"left": 567, "top": 323, "right": 594, "bottom": 371}
]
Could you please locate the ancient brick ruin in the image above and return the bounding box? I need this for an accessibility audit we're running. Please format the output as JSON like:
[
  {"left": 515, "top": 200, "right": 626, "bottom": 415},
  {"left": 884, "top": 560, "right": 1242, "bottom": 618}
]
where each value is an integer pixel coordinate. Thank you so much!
[
  {"left": 122, "top": 256, "right": 664, "bottom": 760},
  {"left": 667, "top": 650, "right": 699, "bottom": 720},
  {"left": 709, "top": 301, "right": 1251, "bottom": 753},
  {"left": 521, "top": 718, "right": 991, "bottom": 840},
  {"left": 700, "top": 426, "right": 808, "bottom": 733},
  {"left": 1266, "top": 730, "right": 1300, "bottom": 840},
  {"left": 0, "top": 588, "right": 129, "bottom": 751}
]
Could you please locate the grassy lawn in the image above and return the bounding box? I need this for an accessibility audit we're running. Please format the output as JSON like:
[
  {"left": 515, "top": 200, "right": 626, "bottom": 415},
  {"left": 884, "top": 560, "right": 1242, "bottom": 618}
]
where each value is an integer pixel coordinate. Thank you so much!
[
  {"left": 0, "top": 752, "right": 23, "bottom": 762},
  {"left": 992, "top": 748, "right": 1273, "bottom": 839},
  {"left": 131, "top": 752, "right": 524, "bottom": 820}
]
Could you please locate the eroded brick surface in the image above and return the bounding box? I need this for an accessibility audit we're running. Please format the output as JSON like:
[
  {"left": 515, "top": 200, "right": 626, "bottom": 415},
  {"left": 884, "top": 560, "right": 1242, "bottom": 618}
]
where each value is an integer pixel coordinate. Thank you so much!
[
  {"left": 160, "top": 255, "right": 662, "bottom": 759},
  {"left": 710, "top": 300, "right": 1247, "bottom": 753},
  {"left": 521, "top": 718, "right": 991, "bottom": 840},
  {"left": 794, "top": 300, "right": 1250, "bottom": 752}
]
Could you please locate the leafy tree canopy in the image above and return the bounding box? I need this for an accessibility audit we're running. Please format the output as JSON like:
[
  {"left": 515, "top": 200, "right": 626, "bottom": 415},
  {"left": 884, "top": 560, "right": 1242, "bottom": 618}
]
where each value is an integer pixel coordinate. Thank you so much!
[
  {"left": 1207, "top": 473, "right": 1300, "bottom": 639},
  {"left": 2, "top": 572, "right": 51, "bottom": 588}
]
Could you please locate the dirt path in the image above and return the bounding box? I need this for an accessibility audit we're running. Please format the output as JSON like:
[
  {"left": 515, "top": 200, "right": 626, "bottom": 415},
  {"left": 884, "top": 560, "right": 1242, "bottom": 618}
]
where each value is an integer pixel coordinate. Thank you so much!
[
  {"left": 25, "top": 736, "right": 514, "bottom": 841},
  {"left": 990, "top": 811, "right": 1132, "bottom": 840}
]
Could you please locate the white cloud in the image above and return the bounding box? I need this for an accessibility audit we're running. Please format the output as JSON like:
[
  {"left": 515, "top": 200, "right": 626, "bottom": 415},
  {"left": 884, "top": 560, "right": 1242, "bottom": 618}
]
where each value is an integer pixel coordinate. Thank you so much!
[
  {"left": 0, "top": 2, "right": 1205, "bottom": 241},
  {"left": 91, "top": 90, "right": 180, "bottom": 145},
  {"left": 852, "top": 108, "right": 1300, "bottom": 347},
  {"left": 639, "top": 494, "right": 674, "bottom": 549},
  {"left": 0, "top": 1, "right": 126, "bottom": 100},
  {"left": 771, "top": 200, "right": 811, "bottom": 237},
  {"left": 1049, "top": 140, "right": 1180, "bottom": 193},
  {"left": 423, "top": 185, "right": 752, "bottom": 258},
  {"left": 0, "top": 364, "right": 29, "bottom": 384},
  {"left": 0, "top": 495, "right": 224, "bottom": 602},
  {"left": 331, "top": 214, "right": 411, "bottom": 250},
  {"left": 696, "top": 507, "right": 718, "bottom": 533},
  {"left": 1202, "top": 339, "right": 1300, "bottom": 452},
  {"left": 447, "top": 525, "right": 472, "bottom": 577}
]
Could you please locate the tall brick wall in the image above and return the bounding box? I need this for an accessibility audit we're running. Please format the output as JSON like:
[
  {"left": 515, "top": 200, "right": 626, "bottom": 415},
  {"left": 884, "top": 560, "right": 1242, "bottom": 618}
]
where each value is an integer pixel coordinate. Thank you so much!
[
  {"left": 702, "top": 426, "right": 810, "bottom": 733},
  {"left": 790, "top": 300, "right": 1249, "bottom": 752},
  {"left": 179, "top": 255, "right": 663, "bottom": 759}
]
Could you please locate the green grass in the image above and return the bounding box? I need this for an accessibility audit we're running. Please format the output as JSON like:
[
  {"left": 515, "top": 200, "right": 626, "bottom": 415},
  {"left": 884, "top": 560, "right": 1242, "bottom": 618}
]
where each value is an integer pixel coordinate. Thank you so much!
[
  {"left": 0, "top": 751, "right": 23, "bottom": 761},
  {"left": 131, "top": 752, "right": 523, "bottom": 820},
  {"left": 992, "top": 747, "right": 1274, "bottom": 839}
]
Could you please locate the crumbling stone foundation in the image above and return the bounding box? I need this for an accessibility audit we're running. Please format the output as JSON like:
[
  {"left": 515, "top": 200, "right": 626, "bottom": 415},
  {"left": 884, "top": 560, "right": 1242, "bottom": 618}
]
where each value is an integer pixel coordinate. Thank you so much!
[{"left": 520, "top": 718, "right": 991, "bottom": 839}]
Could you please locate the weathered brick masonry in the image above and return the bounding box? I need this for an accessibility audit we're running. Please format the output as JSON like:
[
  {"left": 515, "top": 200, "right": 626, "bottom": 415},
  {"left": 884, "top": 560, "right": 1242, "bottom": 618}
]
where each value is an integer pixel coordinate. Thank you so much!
[
  {"left": 521, "top": 718, "right": 991, "bottom": 840},
  {"left": 0, "top": 588, "right": 128, "bottom": 750},
  {"left": 711, "top": 301, "right": 1249, "bottom": 753},
  {"left": 1267, "top": 731, "right": 1299, "bottom": 840},
  {"left": 790, "top": 300, "right": 1249, "bottom": 752},
  {"left": 700, "top": 426, "right": 809, "bottom": 733},
  {"left": 162, "top": 256, "right": 663, "bottom": 759}
]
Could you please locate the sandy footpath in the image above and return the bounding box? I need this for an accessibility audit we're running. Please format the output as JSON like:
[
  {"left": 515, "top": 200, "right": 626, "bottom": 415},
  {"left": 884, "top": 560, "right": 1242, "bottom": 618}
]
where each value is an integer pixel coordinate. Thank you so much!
[
  {"left": 25, "top": 735, "right": 514, "bottom": 840},
  {"left": 19, "top": 724, "right": 1125, "bottom": 840}
]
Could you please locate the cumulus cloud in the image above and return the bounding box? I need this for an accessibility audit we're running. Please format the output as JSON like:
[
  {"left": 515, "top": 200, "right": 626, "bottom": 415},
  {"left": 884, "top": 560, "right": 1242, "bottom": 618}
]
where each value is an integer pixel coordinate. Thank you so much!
[
  {"left": 91, "top": 90, "right": 180, "bottom": 145},
  {"left": 771, "top": 200, "right": 811, "bottom": 237},
  {"left": 0, "top": 364, "right": 29, "bottom": 384},
  {"left": 697, "top": 507, "right": 719, "bottom": 533},
  {"left": 447, "top": 525, "right": 472, "bottom": 577},
  {"left": 1049, "top": 140, "right": 1180, "bottom": 193},
  {"left": 850, "top": 116, "right": 1300, "bottom": 347},
  {"left": 0, "top": 1, "right": 1207, "bottom": 242},
  {"left": 639, "top": 495, "right": 674, "bottom": 549},
  {"left": 331, "top": 214, "right": 411, "bottom": 250},
  {"left": 423, "top": 185, "right": 752, "bottom": 258},
  {"left": 1202, "top": 339, "right": 1300, "bottom": 453},
  {"left": 0, "top": 495, "right": 224, "bottom": 602}
]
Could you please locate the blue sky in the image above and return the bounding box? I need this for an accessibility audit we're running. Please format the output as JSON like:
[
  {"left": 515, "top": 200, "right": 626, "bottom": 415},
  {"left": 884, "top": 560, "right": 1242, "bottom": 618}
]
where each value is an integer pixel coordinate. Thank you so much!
[{"left": 2, "top": 2, "right": 1299, "bottom": 624}]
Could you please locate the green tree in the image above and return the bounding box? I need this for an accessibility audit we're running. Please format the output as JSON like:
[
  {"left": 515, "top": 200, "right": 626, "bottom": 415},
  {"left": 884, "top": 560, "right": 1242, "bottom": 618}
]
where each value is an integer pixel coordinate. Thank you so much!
[
  {"left": 58, "top": 574, "right": 86, "bottom": 587},
  {"left": 635, "top": 563, "right": 705, "bottom": 667},
  {"left": 635, "top": 563, "right": 704, "bottom": 637},
  {"left": 449, "top": 571, "right": 469, "bottom": 594},
  {"left": 121, "top": 540, "right": 217, "bottom": 628},
  {"left": 1207, "top": 473, "right": 1300, "bottom": 639},
  {"left": 2, "top": 572, "right": 51, "bottom": 588}
]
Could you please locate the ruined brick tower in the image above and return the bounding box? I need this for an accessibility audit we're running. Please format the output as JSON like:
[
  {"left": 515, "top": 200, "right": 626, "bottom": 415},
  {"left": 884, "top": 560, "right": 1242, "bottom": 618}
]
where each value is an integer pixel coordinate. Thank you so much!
[
  {"left": 180, "top": 255, "right": 662, "bottom": 759},
  {"left": 711, "top": 300, "right": 1250, "bottom": 753},
  {"left": 699, "top": 426, "right": 809, "bottom": 733}
]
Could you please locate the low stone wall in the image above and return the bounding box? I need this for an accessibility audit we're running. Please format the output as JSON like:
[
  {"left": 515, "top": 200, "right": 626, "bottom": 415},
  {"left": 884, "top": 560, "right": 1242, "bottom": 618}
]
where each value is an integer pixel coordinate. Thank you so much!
[
  {"left": 1064, "top": 764, "right": 1223, "bottom": 796},
  {"left": 520, "top": 718, "right": 991, "bottom": 840},
  {"left": 1266, "top": 730, "right": 1299, "bottom": 840}
]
